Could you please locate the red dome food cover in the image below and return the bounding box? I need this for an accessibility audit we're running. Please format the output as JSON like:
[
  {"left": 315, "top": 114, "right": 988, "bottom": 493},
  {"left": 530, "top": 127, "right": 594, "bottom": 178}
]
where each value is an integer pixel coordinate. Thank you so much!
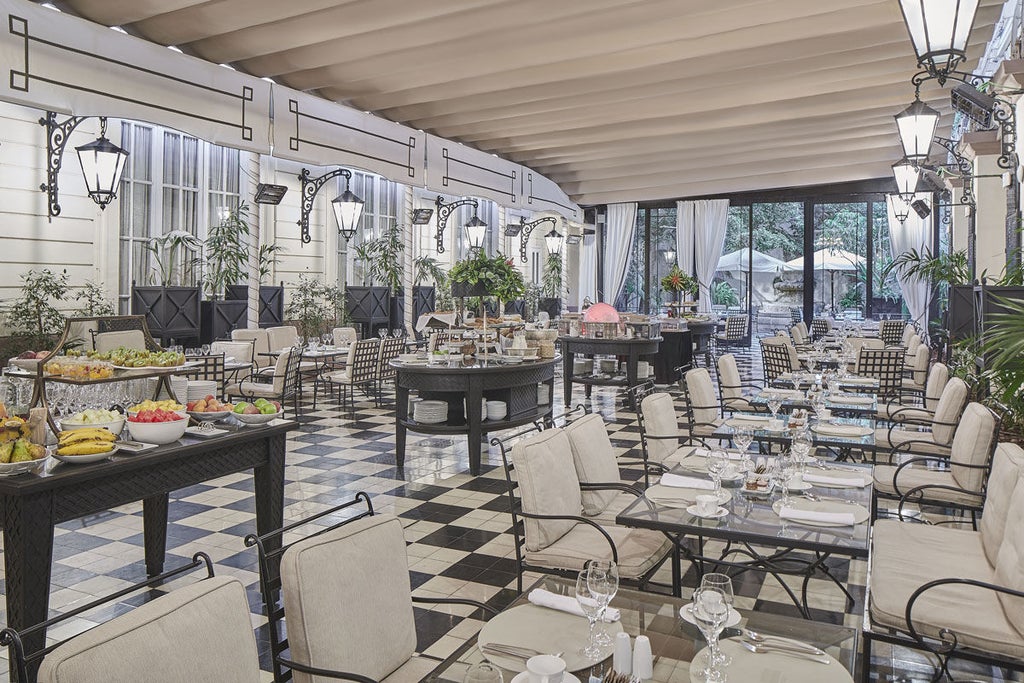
[{"left": 583, "top": 302, "right": 620, "bottom": 323}]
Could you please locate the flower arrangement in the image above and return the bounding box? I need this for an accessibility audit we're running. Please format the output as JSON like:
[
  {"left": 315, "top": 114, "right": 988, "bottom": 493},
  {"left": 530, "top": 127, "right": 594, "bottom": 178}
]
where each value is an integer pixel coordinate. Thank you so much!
[
  {"left": 449, "top": 252, "right": 525, "bottom": 303},
  {"left": 660, "top": 264, "right": 698, "bottom": 298}
]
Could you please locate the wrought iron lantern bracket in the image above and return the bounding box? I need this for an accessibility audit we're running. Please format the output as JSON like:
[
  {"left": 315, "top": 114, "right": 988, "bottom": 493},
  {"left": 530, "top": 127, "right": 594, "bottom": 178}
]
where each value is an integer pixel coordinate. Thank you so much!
[
  {"left": 515, "top": 216, "right": 559, "bottom": 263},
  {"left": 434, "top": 195, "right": 479, "bottom": 254},
  {"left": 39, "top": 111, "right": 90, "bottom": 222},
  {"left": 297, "top": 167, "right": 352, "bottom": 245}
]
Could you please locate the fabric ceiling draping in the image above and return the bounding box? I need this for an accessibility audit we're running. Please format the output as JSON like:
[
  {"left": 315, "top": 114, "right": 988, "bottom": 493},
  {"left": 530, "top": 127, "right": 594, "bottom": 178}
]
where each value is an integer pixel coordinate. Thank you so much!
[
  {"left": 675, "top": 200, "right": 695, "bottom": 278},
  {"left": 690, "top": 199, "right": 731, "bottom": 314},
  {"left": 886, "top": 196, "right": 932, "bottom": 340},
  {"left": 603, "top": 202, "right": 637, "bottom": 306}
]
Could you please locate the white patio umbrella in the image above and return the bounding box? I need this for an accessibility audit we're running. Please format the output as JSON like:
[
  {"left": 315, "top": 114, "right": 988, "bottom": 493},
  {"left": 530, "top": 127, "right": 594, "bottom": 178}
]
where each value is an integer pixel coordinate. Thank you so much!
[
  {"left": 717, "top": 248, "right": 795, "bottom": 273},
  {"left": 785, "top": 248, "right": 865, "bottom": 312}
]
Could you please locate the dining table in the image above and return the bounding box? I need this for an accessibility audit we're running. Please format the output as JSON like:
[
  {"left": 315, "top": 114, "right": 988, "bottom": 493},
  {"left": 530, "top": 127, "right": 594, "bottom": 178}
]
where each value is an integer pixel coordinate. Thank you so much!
[
  {"left": 749, "top": 388, "right": 879, "bottom": 417},
  {"left": 713, "top": 413, "right": 877, "bottom": 462},
  {"left": 0, "top": 419, "right": 293, "bottom": 680},
  {"left": 426, "top": 574, "right": 859, "bottom": 682},
  {"left": 615, "top": 454, "right": 874, "bottom": 619}
]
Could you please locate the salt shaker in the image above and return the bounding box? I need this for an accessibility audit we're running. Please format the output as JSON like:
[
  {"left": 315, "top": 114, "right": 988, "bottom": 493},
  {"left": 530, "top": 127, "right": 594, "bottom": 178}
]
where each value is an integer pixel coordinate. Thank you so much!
[
  {"left": 612, "top": 631, "right": 632, "bottom": 675},
  {"left": 632, "top": 635, "right": 653, "bottom": 680}
]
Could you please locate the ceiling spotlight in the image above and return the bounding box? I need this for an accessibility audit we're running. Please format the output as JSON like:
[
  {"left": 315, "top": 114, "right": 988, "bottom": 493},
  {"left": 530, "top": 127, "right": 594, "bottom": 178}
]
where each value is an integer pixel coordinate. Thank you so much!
[
  {"left": 950, "top": 83, "right": 996, "bottom": 127},
  {"left": 411, "top": 208, "right": 434, "bottom": 225},
  {"left": 253, "top": 183, "right": 287, "bottom": 205}
]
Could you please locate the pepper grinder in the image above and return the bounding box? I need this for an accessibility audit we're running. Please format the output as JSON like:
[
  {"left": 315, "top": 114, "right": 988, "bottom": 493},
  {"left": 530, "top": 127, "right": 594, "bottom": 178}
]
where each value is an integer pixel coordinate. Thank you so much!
[{"left": 632, "top": 635, "right": 653, "bottom": 680}]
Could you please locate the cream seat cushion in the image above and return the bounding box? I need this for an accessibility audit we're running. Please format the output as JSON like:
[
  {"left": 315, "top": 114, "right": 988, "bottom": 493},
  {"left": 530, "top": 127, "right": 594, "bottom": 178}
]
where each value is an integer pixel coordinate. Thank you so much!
[
  {"left": 211, "top": 340, "right": 255, "bottom": 365},
  {"left": 511, "top": 429, "right": 582, "bottom": 551},
  {"left": 94, "top": 330, "right": 146, "bottom": 353},
  {"left": 870, "top": 519, "right": 1024, "bottom": 659},
  {"left": 993, "top": 482, "right": 1024, "bottom": 634},
  {"left": 949, "top": 403, "right": 997, "bottom": 493},
  {"left": 280, "top": 514, "right": 416, "bottom": 683},
  {"left": 564, "top": 413, "right": 622, "bottom": 517},
  {"left": 589, "top": 490, "right": 645, "bottom": 526},
  {"left": 38, "top": 576, "right": 260, "bottom": 683},
  {"left": 524, "top": 523, "right": 671, "bottom": 580},
  {"left": 980, "top": 443, "right": 1024, "bottom": 565},
  {"left": 876, "top": 404, "right": 932, "bottom": 423},
  {"left": 873, "top": 427, "right": 950, "bottom": 455},
  {"left": 872, "top": 465, "right": 983, "bottom": 507}
]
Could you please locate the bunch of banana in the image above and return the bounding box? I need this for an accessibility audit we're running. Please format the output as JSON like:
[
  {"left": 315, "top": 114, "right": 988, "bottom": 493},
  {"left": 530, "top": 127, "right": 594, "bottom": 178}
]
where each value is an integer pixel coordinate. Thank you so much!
[{"left": 57, "top": 428, "right": 116, "bottom": 456}]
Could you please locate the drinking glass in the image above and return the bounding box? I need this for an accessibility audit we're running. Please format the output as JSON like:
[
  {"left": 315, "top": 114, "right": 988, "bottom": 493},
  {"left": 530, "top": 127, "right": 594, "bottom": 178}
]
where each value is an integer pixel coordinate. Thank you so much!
[
  {"left": 791, "top": 430, "right": 813, "bottom": 462},
  {"left": 322, "top": 333, "right": 333, "bottom": 347},
  {"left": 378, "top": 328, "right": 388, "bottom": 339},
  {"left": 587, "top": 559, "right": 619, "bottom": 648},
  {"left": 692, "top": 586, "right": 730, "bottom": 683},
  {"left": 463, "top": 663, "right": 503, "bottom": 683},
  {"left": 699, "top": 574, "right": 735, "bottom": 666},
  {"left": 575, "top": 568, "right": 603, "bottom": 660},
  {"left": 707, "top": 449, "right": 727, "bottom": 496},
  {"left": 778, "top": 452, "right": 798, "bottom": 506},
  {"left": 200, "top": 344, "right": 211, "bottom": 356},
  {"left": 732, "top": 429, "right": 754, "bottom": 474},
  {"left": 805, "top": 357, "right": 816, "bottom": 374},
  {"left": 766, "top": 393, "right": 783, "bottom": 420},
  {"left": 392, "top": 328, "right": 404, "bottom": 339}
]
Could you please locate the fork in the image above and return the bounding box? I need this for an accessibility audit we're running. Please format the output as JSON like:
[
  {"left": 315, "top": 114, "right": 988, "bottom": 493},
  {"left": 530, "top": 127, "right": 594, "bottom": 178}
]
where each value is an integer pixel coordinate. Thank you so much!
[
  {"left": 739, "top": 640, "right": 831, "bottom": 664},
  {"left": 801, "top": 492, "right": 860, "bottom": 505}
]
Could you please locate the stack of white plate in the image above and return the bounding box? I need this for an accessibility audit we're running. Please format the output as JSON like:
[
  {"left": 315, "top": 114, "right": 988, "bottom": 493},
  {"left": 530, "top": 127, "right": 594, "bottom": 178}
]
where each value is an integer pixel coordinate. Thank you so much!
[
  {"left": 186, "top": 380, "right": 218, "bottom": 402},
  {"left": 537, "top": 384, "right": 550, "bottom": 406},
  {"left": 486, "top": 401, "right": 507, "bottom": 421},
  {"left": 637, "top": 361, "right": 651, "bottom": 380},
  {"left": 573, "top": 359, "right": 593, "bottom": 375},
  {"left": 414, "top": 400, "right": 448, "bottom": 424},
  {"left": 397, "top": 353, "right": 419, "bottom": 363},
  {"left": 169, "top": 376, "right": 189, "bottom": 403},
  {"left": 599, "top": 358, "right": 617, "bottom": 373}
]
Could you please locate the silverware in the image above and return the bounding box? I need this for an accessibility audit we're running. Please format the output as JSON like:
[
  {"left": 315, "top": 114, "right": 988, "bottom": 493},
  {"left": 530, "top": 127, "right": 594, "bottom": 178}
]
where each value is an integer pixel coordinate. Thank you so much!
[
  {"left": 741, "top": 628, "right": 825, "bottom": 655},
  {"left": 800, "top": 492, "right": 860, "bottom": 506},
  {"left": 480, "top": 642, "right": 563, "bottom": 660},
  {"left": 739, "top": 640, "right": 831, "bottom": 664}
]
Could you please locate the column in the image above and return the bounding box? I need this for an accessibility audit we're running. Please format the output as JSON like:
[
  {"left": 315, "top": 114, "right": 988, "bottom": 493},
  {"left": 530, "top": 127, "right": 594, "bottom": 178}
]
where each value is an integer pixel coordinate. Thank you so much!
[{"left": 963, "top": 130, "right": 1008, "bottom": 280}]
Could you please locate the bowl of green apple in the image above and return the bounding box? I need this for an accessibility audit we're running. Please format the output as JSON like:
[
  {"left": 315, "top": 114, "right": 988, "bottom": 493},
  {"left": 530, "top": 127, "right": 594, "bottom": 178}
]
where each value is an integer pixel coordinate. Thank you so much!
[{"left": 231, "top": 398, "right": 283, "bottom": 425}]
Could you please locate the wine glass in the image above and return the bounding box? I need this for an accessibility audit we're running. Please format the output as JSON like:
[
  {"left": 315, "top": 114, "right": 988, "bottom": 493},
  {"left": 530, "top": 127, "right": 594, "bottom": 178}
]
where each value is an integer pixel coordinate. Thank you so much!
[
  {"left": 699, "top": 573, "right": 735, "bottom": 666},
  {"left": 463, "top": 663, "right": 503, "bottom": 683},
  {"left": 322, "top": 333, "right": 333, "bottom": 347},
  {"left": 732, "top": 428, "right": 754, "bottom": 474},
  {"left": 587, "top": 559, "right": 619, "bottom": 648},
  {"left": 792, "top": 430, "right": 813, "bottom": 462},
  {"left": 805, "top": 357, "right": 816, "bottom": 374},
  {"left": 377, "top": 328, "right": 388, "bottom": 339},
  {"left": 707, "top": 449, "right": 727, "bottom": 497},
  {"left": 200, "top": 344, "right": 211, "bottom": 356},
  {"left": 766, "top": 393, "right": 783, "bottom": 421},
  {"left": 692, "top": 586, "right": 730, "bottom": 683},
  {"left": 778, "top": 452, "right": 798, "bottom": 506},
  {"left": 392, "top": 328, "right": 404, "bottom": 339},
  {"left": 575, "top": 568, "right": 603, "bottom": 660}
]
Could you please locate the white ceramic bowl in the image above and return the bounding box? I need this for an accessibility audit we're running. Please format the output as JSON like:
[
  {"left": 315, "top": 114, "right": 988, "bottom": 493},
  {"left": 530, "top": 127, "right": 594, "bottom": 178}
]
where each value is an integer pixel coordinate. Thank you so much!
[
  {"left": 232, "top": 409, "right": 283, "bottom": 425},
  {"left": 126, "top": 416, "right": 189, "bottom": 444},
  {"left": 60, "top": 418, "right": 125, "bottom": 437}
]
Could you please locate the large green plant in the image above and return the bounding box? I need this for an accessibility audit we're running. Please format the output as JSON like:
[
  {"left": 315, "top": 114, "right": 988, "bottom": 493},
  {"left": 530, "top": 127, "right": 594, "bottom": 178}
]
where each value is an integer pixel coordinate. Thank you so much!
[
  {"left": 980, "top": 297, "right": 1024, "bottom": 431},
  {"left": 414, "top": 255, "right": 446, "bottom": 287},
  {"left": 711, "top": 281, "right": 739, "bottom": 307},
  {"left": 6, "top": 268, "right": 69, "bottom": 349},
  {"left": 204, "top": 203, "right": 250, "bottom": 297},
  {"left": 885, "top": 247, "right": 970, "bottom": 311},
  {"left": 365, "top": 221, "right": 404, "bottom": 292},
  {"left": 258, "top": 243, "right": 285, "bottom": 284},
  {"left": 285, "top": 275, "right": 335, "bottom": 339},
  {"left": 449, "top": 251, "right": 525, "bottom": 303},
  {"left": 147, "top": 230, "right": 203, "bottom": 286},
  {"left": 541, "top": 253, "right": 563, "bottom": 299},
  {"left": 74, "top": 281, "right": 115, "bottom": 317}
]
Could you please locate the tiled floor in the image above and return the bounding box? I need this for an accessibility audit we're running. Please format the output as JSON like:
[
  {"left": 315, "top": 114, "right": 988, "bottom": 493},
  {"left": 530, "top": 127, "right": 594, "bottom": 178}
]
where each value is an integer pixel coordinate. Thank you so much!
[{"left": 0, "top": 344, "right": 1017, "bottom": 682}]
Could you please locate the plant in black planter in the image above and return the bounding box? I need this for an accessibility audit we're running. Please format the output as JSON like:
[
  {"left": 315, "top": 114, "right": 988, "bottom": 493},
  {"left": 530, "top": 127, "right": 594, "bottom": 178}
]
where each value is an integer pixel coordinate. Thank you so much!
[
  {"left": 258, "top": 243, "right": 285, "bottom": 284},
  {"left": 285, "top": 275, "right": 340, "bottom": 340},
  {"left": 5, "top": 268, "right": 69, "bottom": 352},
  {"left": 540, "top": 253, "right": 564, "bottom": 318},
  {"left": 204, "top": 203, "right": 250, "bottom": 298},
  {"left": 449, "top": 251, "right": 525, "bottom": 317},
  {"left": 147, "top": 230, "right": 202, "bottom": 287}
]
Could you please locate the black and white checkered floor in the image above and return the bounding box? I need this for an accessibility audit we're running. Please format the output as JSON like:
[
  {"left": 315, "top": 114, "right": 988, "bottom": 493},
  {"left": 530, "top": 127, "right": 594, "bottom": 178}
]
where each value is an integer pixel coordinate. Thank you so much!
[{"left": 0, "top": 345, "right": 1017, "bottom": 682}]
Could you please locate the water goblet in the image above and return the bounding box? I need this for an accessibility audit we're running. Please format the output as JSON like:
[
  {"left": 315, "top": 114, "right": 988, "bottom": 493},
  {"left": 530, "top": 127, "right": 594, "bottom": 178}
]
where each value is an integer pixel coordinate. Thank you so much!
[
  {"left": 463, "top": 663, "right": 502, "bottom": 683},
  {"left": 779, "top": 452, "right": 798, "bottom": 506},
  {"left": 392, "top": 328, "right": 404, "bottom": 339},
  {"left": 805, "top": 357, "right": 816, "bottom": 374},
  {"left": 692, "top": 586, "right": 730, "bottom": 683},
  {"left": 575, "top": 568, "right": 603, "bottom": 660},
  {"left": 377, "top": 328, "right": 388, "bottom": 339},
  {"left": 322, "top": 333, "right": 333, "bottom": 347},
  {"left": 699, "top": 574, "right": 735, "bottom": 666},
  {"left": 587, "top": 559, "right": 619, "bottom": 648},
  {"left": 766, "top": 393, "right": 783, "bottom": 421},
  {"left": 707, "top": 449, "right": 727, "bottom": 496},
  {"left": 732, "top": 429, "right": 754, "bottom": 475}
]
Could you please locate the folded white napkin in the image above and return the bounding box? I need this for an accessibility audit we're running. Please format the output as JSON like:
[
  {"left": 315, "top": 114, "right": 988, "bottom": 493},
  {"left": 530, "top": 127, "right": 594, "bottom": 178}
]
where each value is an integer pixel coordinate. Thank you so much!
[
  {"left": 693, "top": 448, "right": 745, "bottom": 461},
  {"left": 729, "top": 414, "right": 769, "bottom": 424},
  {"left": 814, "top": 423, "right": 867, "bottom": 437},
  {"left": 829, "top": 395, "right": 874, "bottom": 405},
  {"left": 841, "top": 377, "right": 876, "bottom": 385},
  {"left": 660, "top": 473, "right": 715, "bottom": 490},
  {"left": 528, "top": 588, "right": 620, "bottom": 622},
  {"left": 779, "top": 506, "right": 856, "bottom": 525},
  {"left": 802, "top": 471, "right": 871, "bottom": 488}
]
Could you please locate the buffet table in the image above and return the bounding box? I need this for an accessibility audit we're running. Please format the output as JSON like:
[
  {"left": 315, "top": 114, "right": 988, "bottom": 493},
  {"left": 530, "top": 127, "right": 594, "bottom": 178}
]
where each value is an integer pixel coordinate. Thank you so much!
[
  {"left": 392, "top": 358, "right": 556, "bottom": 475},
  {"left": 0, "top": 421, "right": 292, "bottom": 678},
  {"left": 559, "top": 336, "right": 661, "bottom": 409}
]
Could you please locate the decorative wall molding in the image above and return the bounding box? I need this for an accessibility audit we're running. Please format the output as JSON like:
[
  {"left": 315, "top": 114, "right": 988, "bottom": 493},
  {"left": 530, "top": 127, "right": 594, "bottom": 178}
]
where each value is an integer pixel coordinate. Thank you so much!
[{"left": 424, "top": 134, "right": 520, "bottom": 208}]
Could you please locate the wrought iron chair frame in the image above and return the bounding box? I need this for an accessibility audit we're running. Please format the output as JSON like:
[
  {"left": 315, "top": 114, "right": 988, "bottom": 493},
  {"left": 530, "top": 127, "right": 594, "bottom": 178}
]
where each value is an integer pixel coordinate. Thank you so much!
[{"left": 631, "top": 381, "right": 712, "bottom": 487}]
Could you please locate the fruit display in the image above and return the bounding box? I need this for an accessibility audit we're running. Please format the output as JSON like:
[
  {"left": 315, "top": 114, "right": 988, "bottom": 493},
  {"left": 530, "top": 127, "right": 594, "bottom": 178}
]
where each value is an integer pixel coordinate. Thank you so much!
[
  {"left": 63, "top": 409, "right": 123, "bottom": 425},
  {"left": 88, "top": 347, "right": 186, "bottom": 368},
  {"left": 234, "top": 398, "right": 281, "bottom": 415},
  {"left": 186, "top": 395, "right": 234, "bottom": 413},
  {"left": 15, "top": 350, "right": 51, "bottom": 360},
  {"left": 56, "top": 427, "right": 116, "bottom": 456},
  {"left": 43, "top": 357, "right": 114, "bottom": 380},
  {"left": 128, "top": 409, "right": 186, "bottom": 423},
  {"left": 0, "top": 417, "right": 46, "bottom": 463},
  {"left": 128, "top": 399, "right": 184, "bottom": 413}
]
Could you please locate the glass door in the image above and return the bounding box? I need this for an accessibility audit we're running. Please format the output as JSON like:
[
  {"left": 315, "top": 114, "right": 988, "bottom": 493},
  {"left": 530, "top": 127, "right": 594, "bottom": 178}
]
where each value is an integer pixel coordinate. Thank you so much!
[{"left": 812, "top": 203, "right": 868, "bottom": 319}]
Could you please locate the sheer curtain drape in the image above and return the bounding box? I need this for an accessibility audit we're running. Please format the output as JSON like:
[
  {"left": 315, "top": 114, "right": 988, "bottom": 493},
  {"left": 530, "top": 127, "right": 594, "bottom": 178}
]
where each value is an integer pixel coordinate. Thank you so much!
[
  {"left": 675, "top": 200, "right": 695, "bottom": 277},
  {"left": 578, "top": 237, "right": 598, "bottom": 306},
  {"left": 603, "top": 202, "right": 637, "bottom": 305},
  {"left": 886, "top": 196, "right": 932, "bottom": 341},
  {"left": 684, "top": 199, "right": 730, "bottom": 314}
]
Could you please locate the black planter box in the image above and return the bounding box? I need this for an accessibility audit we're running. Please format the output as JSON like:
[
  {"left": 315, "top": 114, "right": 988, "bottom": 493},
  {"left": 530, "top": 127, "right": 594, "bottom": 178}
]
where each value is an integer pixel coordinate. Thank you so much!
[
  {"left": 451, "top": 281, "right": 488, "bottom": 298},
  {"left": 131, "top": 285, "right": 201, "bottom": 344},
  {"left": 201, "top": 299, "right": 247, "bottom": 344},
  {"left": 974, "top": 285, "right": 1024, "bottom": 370},
  {"left": 504, "top": 300, "right": 526, "bottom": 317},
  {"left": 225, "top": 284, "right": 285, "bottom": 328},
  {"left": 346, "top": 286, "right": 390, "bottom": 338},
  {"left": 539, "top": 297, "right": 561, "bottom": 319},
  {"left": 946, "top": 285, "right": 974, "bottom": 343},
  {"left": 389, "top": 287, "right": 437, "bottom": 332}
]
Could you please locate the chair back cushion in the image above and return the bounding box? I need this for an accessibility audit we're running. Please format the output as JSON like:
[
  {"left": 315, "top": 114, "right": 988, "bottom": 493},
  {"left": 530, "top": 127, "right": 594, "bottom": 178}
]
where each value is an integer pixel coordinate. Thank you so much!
[
  {"left": 994, "top": 485, "right": 1024, "bottom": 636},
  {"left": 906, "top": 334, "right": 921, "bottom": 355},
  {"left": 931, "top": 377, "right": 968, "bottom": 445},
  {"left": 950, "top": 402, "right": 996, "bottom": 493},
  {"left": 211, "top": 340, "right": 254, "bottom": 365},
  {"left": 981, "top": 443, "right": 1024, "bottom": 566},
  {"left": 640, "top": 392, "right": 680, "bottom": 464},
  {"left": 94, "top": 330, "right": 146, "bottom": 353},
  {"left": 564, "top": 413, "right": 621, "bottom": 516},
  {"left": 790, "top": 325, "right": 806, "bottom": 345},
  {"left": 907, "top": 345, "right": 930, "bottom": 388},
  {"left": 271, "top": 349, "right": 293, "bottom": 393},
  {"left": 267, "top": 326, "right": 299, "bottom": 352},
  {"left": 280, "top": 514, "right": 416, "bottom": 683},
  {"left": 901, "top": 324, "right": 914, "bottom": 346},
  {"left": 717, "top": 354, "right": 742, "bottom": 399},
  {"left": 685, "top": 368, "right": 718, "bottom": 425},
  {"left": 38, "top": 577, "right": 260, "bottom": 683},
  {"left": 232, "top": 329, "right": 271, "bottom": 367},
  {"left": 924, "top": 362, "right": 949, "bottom": 410},
  {"left": 332, "top": 327, "right": 358, "bottom": 346},
  {"left": 511, "top": 428, "right": 582, "bottom": 551}
]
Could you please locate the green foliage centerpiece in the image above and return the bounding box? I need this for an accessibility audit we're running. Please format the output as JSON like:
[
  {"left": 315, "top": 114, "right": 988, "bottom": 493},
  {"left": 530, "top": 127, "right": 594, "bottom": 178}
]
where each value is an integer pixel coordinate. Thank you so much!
[
  {"left": 449, "top": 252, "right": 524, "bottom": 357},
  {"left": 660, "top": 264, "right": 698, "bottom": 311}
]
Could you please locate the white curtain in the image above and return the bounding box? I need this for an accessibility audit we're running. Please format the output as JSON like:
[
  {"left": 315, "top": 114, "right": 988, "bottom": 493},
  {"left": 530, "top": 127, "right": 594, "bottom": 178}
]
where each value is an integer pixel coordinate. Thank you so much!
[
  {"left": 690, "top": 199, "right": 731, "bottom": 314},
  {"left": 675, "top": 200, "right": 695, "bottom": 277},
  {"left": 886, "top": 195, "right": 932, "bottom": 341},
  {"left": 603, "top": 202, "right": 637, "bottom": 305},
  {"left": 578, "top": 237, "right": 598, "bottom": 306}
]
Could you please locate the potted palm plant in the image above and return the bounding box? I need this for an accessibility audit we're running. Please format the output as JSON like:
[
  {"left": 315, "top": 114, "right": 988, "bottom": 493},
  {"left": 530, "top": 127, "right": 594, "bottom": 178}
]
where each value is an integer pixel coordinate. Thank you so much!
[
  {"left": 201, "top": 204, "right": 250, "bottom": 342},
  {"left": 131, "top": 230, "right": 202, "bottom": 344},
  {"left": 225, "top": 238, "right": 287, "bottom": 327},
  {"left": 539, "top": 253, "right": 564, "bottom": 319},
  {"left": 449, "top": 251, "right": 525, "bottom": 318}
]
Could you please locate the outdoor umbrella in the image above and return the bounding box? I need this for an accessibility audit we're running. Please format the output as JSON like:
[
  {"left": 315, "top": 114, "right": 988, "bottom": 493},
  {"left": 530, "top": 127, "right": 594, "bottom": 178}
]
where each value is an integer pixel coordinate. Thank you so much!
[
  {"left": 785, "top": 248, "right": 865, "bottom": 312},
  {"left": 717, "top": 248, "right": 795, "bottom": 273}
]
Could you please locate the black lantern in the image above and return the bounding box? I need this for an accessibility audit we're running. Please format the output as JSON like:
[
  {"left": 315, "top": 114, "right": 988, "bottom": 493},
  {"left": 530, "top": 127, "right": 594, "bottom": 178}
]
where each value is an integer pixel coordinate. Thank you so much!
[
  {"left": 898, "top": 0, "right": 980, "bottom": 79},
  {"left": 75, "top": 117, "right": 128, "bottom": 210},
  {"left": 544, "top": 228, "right": 563, "bottom": 255},
  {"left": 464, "top": 214, "right": 488, "bottom": 251},
  {"left": 895, "top": 97, "right": 940, "bottom": 163}
]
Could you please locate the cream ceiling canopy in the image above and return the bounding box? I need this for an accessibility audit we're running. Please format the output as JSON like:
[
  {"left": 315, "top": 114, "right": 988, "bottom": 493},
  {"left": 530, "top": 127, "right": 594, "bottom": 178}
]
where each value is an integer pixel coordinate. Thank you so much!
[{"left": 52, "top": 0, "right": 1005, "bottom": 205}]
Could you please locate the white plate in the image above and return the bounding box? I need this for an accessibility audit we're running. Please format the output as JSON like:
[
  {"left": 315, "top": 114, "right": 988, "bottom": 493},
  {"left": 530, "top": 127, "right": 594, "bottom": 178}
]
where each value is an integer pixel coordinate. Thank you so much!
[
  {"left": 53, "top": 444, "right": 119, "bottom": 463},
  {"left": 646, "top": 485, "right": 731, "bottom": 508},
  {"left": 679, "top": 603, "right": 742, "bottom": 628},
  {"left": 232, "top": 410, "right": 285, "bottom": 425},
  {"left": 771, "top": 498, "right": 870, "bottom": 527},
  {"left": 511, "top": 672, "right": 581, "bottom": 683},
  {"left": 186, "top": 410, "right": 232, "bottom": 422},
  {"left": 476, "top": 604, "right": 622, "bottom": 673},
  {"left": 689, "top": 640, "right": 849, "bottom": 683},
  {"left": 115, "top": 440, "right": 158, "bottom": 453},
  {"left": 112, "top": 364, "right": 186, "bottom": 371},
  {"left": 686, "top": 504, "right": 728, "bottom": 519},
  {"left": 784, "top": 480, "right": 813, "bottom": 491}
]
